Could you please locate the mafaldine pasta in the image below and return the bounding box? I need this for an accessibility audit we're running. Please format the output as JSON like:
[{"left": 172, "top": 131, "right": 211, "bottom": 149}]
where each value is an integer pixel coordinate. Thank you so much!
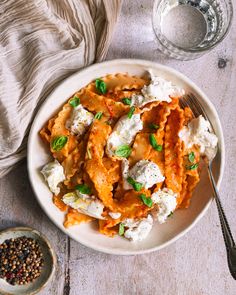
[{"left": 40, "top": 72, "right": 217, "bottom": 242}]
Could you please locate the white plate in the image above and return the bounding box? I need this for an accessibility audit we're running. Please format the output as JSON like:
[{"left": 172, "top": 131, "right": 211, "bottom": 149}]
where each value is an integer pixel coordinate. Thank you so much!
[{"left": 27, "top": 59, "right": 225, "bottom": 255}]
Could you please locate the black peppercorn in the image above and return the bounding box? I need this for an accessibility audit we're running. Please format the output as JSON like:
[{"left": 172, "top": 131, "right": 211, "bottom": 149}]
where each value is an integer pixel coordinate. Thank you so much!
[{"left": 0, "top": 236, "right": 44, "bottom": 285}]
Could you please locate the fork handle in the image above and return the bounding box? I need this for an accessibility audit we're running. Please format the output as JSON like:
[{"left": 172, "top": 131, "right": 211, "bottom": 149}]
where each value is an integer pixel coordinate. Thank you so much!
[{"left": 208, "top": 165, "right": 236, "bottom": 280}]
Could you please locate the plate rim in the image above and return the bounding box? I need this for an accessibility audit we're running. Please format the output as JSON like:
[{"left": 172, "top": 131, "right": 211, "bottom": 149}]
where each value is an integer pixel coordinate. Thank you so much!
[{"left": 27, "top": 58, "right": 225, "bottom": 255}]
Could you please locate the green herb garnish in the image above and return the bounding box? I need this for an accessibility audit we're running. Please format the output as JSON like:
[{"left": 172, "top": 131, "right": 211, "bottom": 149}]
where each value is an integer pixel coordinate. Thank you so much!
[
  {"left": 119, "top": 223, "right": 125, "bottom": 236},
  {"left": 168, "top": 211, "right": 174, "bottom": 218},
  {"left": 115, "top": 145, "right": 132, "bottom": 158},
  {"left": 127, "top": 106, "right": 135, "bottom": 119},
  {"left": 87, "top": 148, "right": 92, "bottom": 159},
  {"left": 139, "top": 194, "right": 153, "bottom": 208},
  {"left": 94, "top": 112, "right": 103, "bottom": 120},
  {"left": 127, "top": 177, "right": 143, "bottom": 191},
  {"left": 75, "top": 184, "right": 91, "bottom": 195},
  {"left": 51, "top": 136, "right": 68, "bottom": 151},
  {"left": 95, "top": 79, "right": 107, "bottom": 94},
  {"left": 149, "top": 123, "right": 159, "bottom": 130},
  {"left": 149, "top": 134, "right": 162, "bottom": 152},
  {"left": 186, "top": 163, "right": 198, "bottom": 170},
  {"left": 188, "top": 152, "right": 195, "bottom": 163},
  {"left": 122, "top": 98, "right": 131, "bottom": 105},
  {"left": 69, "top": 96, "right": 80, "bottom": 108}
]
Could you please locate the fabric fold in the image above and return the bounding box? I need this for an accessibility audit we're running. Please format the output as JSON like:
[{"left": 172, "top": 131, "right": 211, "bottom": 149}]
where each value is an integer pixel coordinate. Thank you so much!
[{"left": 0, "top": 0, "right": 122, "bottom": 177}]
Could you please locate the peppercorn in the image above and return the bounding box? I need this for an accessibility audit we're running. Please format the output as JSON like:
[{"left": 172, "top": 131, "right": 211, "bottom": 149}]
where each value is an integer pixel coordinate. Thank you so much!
[{"left": 0, "top": 236, "right": 44, "bottom": 285}]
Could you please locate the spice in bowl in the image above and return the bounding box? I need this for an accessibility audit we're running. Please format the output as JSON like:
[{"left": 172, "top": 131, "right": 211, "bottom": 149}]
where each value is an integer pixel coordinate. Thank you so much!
[{"left": 0, "top": 236, "right": 44, "bottom": 285}]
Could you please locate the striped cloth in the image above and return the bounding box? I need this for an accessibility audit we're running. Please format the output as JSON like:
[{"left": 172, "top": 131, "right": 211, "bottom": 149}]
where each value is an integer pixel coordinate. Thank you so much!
[{"left": 0, "top": 0, "right": 122, "bottom": 177}]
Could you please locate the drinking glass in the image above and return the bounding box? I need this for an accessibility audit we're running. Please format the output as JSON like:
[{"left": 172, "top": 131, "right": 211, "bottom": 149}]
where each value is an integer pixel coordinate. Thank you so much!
[{"left": 153, "top": 0, "right": 233, "bottom": 60}]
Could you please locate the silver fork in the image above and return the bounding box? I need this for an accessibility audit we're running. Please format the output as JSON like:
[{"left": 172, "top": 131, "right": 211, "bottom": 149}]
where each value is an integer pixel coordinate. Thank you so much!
[{"left": 180, "top": 93, "right": 236, "bottom": 280}]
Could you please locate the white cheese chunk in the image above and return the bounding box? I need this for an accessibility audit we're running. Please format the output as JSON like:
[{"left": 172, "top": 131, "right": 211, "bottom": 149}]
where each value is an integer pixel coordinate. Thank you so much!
[
  {"left": 131, "top": 71, "right": 184, "bottom": 107},
  {"left": 62, "top": 191, "right": 104, "bottom": 219},
  {"left": 122, "top": 218, "right": 139, "bottom": 228},
  {"left": 66, "top": 105, "right": 94, "bottom": 137},
  {"left": 151, "top": 188, "right": 177, "bottom": 224},
  {"left": 121, "top": 159, "right": 133, "bottom": 190},
  {"left": 129, "top": 160, "right": 165, "bottom": 189},
  {"left": 179, "top": 115, "right": 218, "bottom": 160},
  {"left": 123, "top": 215, "right": 153, "bottom": 242},
  {"left": 41, "top": 160, "right": 65, "bottom": 195},
  {"left": 108, "top": 212, "right": 121, "bottom": 219},
  {"left": 130, "top": 94, "right": 146, "bottom": 107},
  {"left": 106, "top": 114, "right": 143, "bottom": 157}
]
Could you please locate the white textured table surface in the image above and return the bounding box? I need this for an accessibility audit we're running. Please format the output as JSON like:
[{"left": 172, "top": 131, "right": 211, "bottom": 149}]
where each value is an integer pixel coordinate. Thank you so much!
[{"left": 1, "top": 1, "right": 236, "bottom": 294}]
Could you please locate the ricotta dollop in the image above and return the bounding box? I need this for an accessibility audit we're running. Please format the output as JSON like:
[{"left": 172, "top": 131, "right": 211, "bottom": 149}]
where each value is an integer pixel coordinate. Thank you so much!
[
  {"left": 121, "top": 159, "right": 165, "bottom": 190},
  {"left": 121, "top": 159, "right": 132, "bottom": 190},
  {"left": 41, "top": 160, "right": 65, "bottom": 195},
  {"left": 106, "top": 114, "right": 143, "bottom": 157},
  {"left": 129, "top": 160, "right": 165, "bottom": 189},
  {"left": 179, "top": 115, "right": 218, "bottom": 160},
  {"left": 108, "top": 212, "right": 121, "bottom": 219},
  {"left": 62, "top": 191, "right": 104, "bottom": 219},
  {"left": 131, "top": 72, "right": 184, "bottom": 107},
  {"left": 151, "top": 188, "right": 177, "bottom": 224},
  {"left": 66, "top": 105, "right": 94, "bottom": 137},
  {"left": 123, "top": 215, "right": 153, "bottom": 242}
]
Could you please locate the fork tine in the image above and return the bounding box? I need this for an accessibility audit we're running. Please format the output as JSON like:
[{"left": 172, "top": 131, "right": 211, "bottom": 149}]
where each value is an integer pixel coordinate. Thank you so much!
[
  {"left": 182, "top": 93, "right": 215, "bottom": 133},
  {"left": 180, "top": 92, "right": 210, "bottom": 121},
  {"left": 187, "top": 94, "right": 209, "bottom": 120},
  {"left": 179, "top": 95, "right": 190, "bottom": 110},
  {"left": 185, "top": 94, "right": 201, "bottom": 118},
  {"left": 179, "top": 95, "right": 199, "bottom": 117}
]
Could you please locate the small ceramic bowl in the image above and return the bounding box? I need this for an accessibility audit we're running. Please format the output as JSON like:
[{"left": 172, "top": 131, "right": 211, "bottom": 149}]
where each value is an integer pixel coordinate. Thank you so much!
[{"left": 0, "top": 227, "right": 57, "bottom": 295}]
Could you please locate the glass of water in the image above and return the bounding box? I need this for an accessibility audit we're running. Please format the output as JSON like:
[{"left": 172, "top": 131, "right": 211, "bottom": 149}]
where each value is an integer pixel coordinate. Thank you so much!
[{"left": 153, "top": 0, "right": 233, "bottom": 60}]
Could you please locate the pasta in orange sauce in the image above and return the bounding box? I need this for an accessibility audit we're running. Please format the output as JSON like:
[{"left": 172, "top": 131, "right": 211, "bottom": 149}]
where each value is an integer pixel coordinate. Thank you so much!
[{"left": 40, "top": 72, "right": 214, "bottom": 242}]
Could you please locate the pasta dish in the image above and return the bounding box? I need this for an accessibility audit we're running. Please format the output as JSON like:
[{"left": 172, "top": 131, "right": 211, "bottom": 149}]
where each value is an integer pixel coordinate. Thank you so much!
[{"left": 39, "top": 71, "right": 217, "bottom": 242}]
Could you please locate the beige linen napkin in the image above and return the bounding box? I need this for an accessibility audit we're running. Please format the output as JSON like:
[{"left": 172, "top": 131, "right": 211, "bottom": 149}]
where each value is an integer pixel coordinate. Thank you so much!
[{"left": 0, "top": 0, "right": 122, "bottom": 177}]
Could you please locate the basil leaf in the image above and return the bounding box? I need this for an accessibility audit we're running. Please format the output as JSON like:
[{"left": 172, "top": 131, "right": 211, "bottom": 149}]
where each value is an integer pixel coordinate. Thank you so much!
[
  {"left": 69, "top": 96, "right": 80, "bottom": 107},
  {"left": 186, "top": 163, "right": 198, "bottom": 170},
  {"left": 149, "top": 134, "right": 162, "bottom": 152},
  {"left": 122, "top": 98, "right": 131, "bottom": 105},
  {"left": 51, "top": 136, "right": 68, "bottom": 151},
  {"left": 95, "top": 79, "right": 107, "bottom": 94},
  {"left": 149, "top": 123, "right": 159, "bottom": 130},
  {"left": 168, "top": 211, "right": 174, "bottom": 218},
  {"left": 115, "top": 145, "right": 132, "bottom": 158},
  {"left": 127, "top": 177, "right": 135, "bottom": 185},
  {"left": 127, "top": 106, "right": 135, "bottom": 119},
  {"left": 133, "top": 183, "right": 142, "bottom": 191},
  {"left": 75, "top": 184, "right": 91, "bottom": 195},
  {"left": 119, "top": 223, "right": 125, "bottom": 236},
  {"left": 188, "top": 151, "right": 195, "bottom": 163},
  {"left": 127, "top": 177, "right": 143, "bottom": 192},
  {"left": 139, "top": 194, "right": 153, "bottom": 208},
  {"left": 94, "top": 112, "right": 103, "bottom": 120},
  {"left": 86, "top": 148, "right": 92, "bottom": 159}
]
